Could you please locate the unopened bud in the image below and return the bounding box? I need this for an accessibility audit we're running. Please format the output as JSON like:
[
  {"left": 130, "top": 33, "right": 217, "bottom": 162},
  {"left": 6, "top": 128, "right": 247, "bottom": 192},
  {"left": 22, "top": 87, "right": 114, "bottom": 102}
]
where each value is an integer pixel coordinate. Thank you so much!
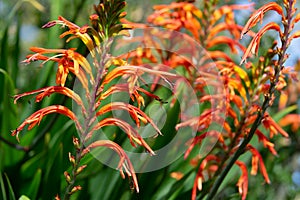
[
  {"left": 64, "top": 171, "right": 71, "bottom": 183},
  {"left": 73, "top": 137, "right": 80, "bottom": 149},
  {"left": 76, "top": 165, "right": 87, "bottom": 175},
  {"left": 69, "top": 152, "right": 76, "bottom": 165},
  {"left": 70, "top": 185, "right": 82, "bottom": 194}
]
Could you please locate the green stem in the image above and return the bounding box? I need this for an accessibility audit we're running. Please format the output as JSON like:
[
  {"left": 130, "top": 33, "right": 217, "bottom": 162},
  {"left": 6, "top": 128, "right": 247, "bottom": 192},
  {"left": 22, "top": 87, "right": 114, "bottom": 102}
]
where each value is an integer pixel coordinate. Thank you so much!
[{"left": 63, "top": 39, "right": 112, "bottom": 200}]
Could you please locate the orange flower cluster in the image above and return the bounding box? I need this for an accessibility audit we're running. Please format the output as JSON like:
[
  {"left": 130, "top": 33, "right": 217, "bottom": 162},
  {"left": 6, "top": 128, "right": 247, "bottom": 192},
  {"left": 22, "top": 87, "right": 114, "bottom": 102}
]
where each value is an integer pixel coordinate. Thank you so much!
[{"left": 122, "top": 1, "right": 299, "bottom": 199}]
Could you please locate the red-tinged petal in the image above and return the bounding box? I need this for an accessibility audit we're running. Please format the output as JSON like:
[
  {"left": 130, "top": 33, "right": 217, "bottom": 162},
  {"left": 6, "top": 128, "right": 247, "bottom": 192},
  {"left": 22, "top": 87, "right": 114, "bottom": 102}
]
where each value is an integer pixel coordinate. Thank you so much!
[
  {"left": 13, "top": 86, "right": 83, "bottom": 107},
  {"left": 58, "top": 16, "right": 80, "bottom": 30},
  {"left": 263, "top": 115, "right": 289, "bottom": 137},
  {"left": 255, "top": 129, "right": 277, "bottom": 155},
  {"left": 82, "top": 140, "right": 139, "bottom": 192},
  {"left": 247, "top": 145, "right": 271, "bottom": 183},
  {"left": 12, "top": 105, "right": 80, "bottom": 141},
  {"left": 29, "top": 47, "right": 65, "bottom": 54},
  {"left": 240, "top": 22, "right": 282, "bottom": 65},
  {"left": 184, "top": 132, "right": 220, "bottom": 159},
  {"left": 87, "top": 118, "right": 155, "bottom": 155},
  {"left": 289, "top": 30, "right": 300, "bottom": 41},
  {"left": 235, "top": 161, "right": 248, "bottom": 200},
  {"left": 208, "top": 51, "right": 233, "bottom": 62},
  {"left": 294, "top": 13, "right": 300, "bottom": 24},
  {"left": 191, "top": 155, "right": 219, "bottom": 200},
  {"left": 241, "top": 2, "right": 284, "bottom": 39},
  {"left": 207, "top": 36, "right": 246, "bottom": 54},
  {"left": 96, "top": 102, "right": 162, "bottom": 136},
  {"left": 56, "top": 64, "right": 69, "bottom": 86}
]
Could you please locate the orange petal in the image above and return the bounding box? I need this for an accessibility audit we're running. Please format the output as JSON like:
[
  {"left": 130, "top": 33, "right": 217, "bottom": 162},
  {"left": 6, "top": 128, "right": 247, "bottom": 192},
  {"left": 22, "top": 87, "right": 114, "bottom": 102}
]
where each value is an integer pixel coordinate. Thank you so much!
[
  {"left": 12, "top": 105, "right": 80, "bottom": 142},
  {"left": 241, "top": 2, "right": 284, "bottom": 39},
  {"left": 235, "top": 161, "right": 248, "bottom": 200},
  {"left": 240, "top": 22, "right": 282, "bottom": 65},
  {"left": 82, "top": 140, "right": 139, "bottom": 193}
]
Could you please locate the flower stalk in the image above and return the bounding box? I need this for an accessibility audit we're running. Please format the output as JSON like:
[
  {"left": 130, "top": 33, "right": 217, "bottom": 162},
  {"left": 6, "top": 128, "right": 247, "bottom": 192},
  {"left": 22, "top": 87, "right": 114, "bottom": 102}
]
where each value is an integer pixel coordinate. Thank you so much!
[{"left": 206, "top": 1, "right": 295, "bottom": 199}]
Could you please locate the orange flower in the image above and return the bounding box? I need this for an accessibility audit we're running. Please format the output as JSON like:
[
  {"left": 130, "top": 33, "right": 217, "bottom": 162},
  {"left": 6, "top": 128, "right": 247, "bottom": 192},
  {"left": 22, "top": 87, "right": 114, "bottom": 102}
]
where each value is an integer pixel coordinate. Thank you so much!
[
  {"left": 235, "top": 161, "right": 248, "bottom": 200},
  {"left": 24, "top": 47, "right": 94, "bottom": 87},
  {"left": 247, "top": 145, "right": 271, "bottom": 183},
  {"left": 262, "top": 114, "right": 289, "bottom": 138},
  {"left": 207, "top": 36, "right": 246, "bottom": 54},
  {"left": 82, "top": 140, "right": 139, "bottom": 192},
  {"left": 96, "top": 102, "right": 162, "bottom": 136},
  {"left": 192, "top": 155, "right": 219, "bottom": 200},
  {"left": 184, "top": 131, "right": 221, "bottom": 159},
  {"left": 86, "top": 117, "right": 155, "bottom": 155},
  {"left": 11, "top": 105, "right": 81, "bottom": 142},
  {"left": 255, "top": 129, "right": 277, "bottom": 155},
  {"left": 43, "top": 16, "right": 96, "bottom": 55},
  {"left": 241, "top": 2, "right": 284, "bottom": 39},
  {"left": 240, "top": 22, "right": 282, "bottom": 65},
  {"left": 279, "top": 114, "right": 300, "bottom": 132}
]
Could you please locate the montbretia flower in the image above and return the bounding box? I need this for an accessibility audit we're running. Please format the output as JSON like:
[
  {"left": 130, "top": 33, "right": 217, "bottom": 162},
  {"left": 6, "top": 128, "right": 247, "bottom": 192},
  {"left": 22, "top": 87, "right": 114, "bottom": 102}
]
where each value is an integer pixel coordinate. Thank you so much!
[
  {"left": 81, "top": 140, "right": 139, "bottom": 192},
  {"left": 192, "top": 155, "right": 220, "bottom": 200},
  {"left": 240, "top": 22, "right": 282, "bottom": 65},
  {"left": 247, "top": 145, "right": 271, "bottom": 184},
  {"left": 240, "top": 2, "right": 284, "bottom": 39},
  {"left": 262, "top": 114, "right": 289, "bottom": 138},
  {"left": 86, "top": 117, "right": 155, "bottom": 155},
  {"left": 23, "top": 47, "right": 94, "bottom": 88},
  {"left": 235, "top": 161, "right": 248, "bottom": 200},
  {"left": 43, "top": 16, "right": 96, "bottom": 55},
  {"left": 255, "top": 129, "right": 277, "bottom": 155},
  {"left": 11, "top": 105, "right": 82, "bottom": 142},
  {"left": 279, "top": 114, "right": 300, "bottom": 132}
]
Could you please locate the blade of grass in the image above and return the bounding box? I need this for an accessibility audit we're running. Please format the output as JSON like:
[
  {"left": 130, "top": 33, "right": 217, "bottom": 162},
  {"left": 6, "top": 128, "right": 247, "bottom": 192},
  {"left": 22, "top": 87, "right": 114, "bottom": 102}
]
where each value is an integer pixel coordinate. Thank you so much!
[
  {"left": 0, "top": 172, "right": 7, "bottom": 200},
  {"left": 4, "top": 173, "right": 16, "bottom": 200}
]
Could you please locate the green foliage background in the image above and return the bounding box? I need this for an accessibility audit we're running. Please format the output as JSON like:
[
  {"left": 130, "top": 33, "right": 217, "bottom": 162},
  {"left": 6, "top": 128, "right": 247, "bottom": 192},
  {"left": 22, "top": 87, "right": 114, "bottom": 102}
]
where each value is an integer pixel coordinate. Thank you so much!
[{"left": 0, "top": 0, "right": 299, "bottom": 199}]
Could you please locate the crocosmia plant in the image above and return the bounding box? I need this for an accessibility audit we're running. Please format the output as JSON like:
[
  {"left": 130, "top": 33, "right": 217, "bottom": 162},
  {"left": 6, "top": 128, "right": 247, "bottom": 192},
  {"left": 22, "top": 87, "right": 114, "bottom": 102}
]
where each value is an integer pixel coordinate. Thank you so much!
[{"left": 0, "top": 0, "right": 299, "bottom": 199}]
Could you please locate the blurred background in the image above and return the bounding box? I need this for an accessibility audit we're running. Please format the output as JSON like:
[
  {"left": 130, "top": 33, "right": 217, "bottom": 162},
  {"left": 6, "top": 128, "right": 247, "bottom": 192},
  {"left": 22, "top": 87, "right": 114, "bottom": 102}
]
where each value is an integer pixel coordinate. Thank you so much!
[{"left": 0, "top": 0, "right": 300, "bottom": 199}]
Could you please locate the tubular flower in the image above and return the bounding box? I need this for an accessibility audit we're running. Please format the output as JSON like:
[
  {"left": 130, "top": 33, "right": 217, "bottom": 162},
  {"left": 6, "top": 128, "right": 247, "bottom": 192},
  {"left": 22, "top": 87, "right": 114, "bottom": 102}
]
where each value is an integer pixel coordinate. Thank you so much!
[
  {"left": 247, "top": 145, "right": 271, "bottom": 184},
  {"left": 235, "top": 161, "right": 248, "bottom": 200},
  {"left": 262, "top": 114, "right": 289, "bottom": 138},
  {"left": 255, "top": 130, "right": 277, "bottom": 155},
  {"left": 191, "top": 155, "right": 220, "bottom": 200},
  {"left": 13, "top": 0, "right": 165, "bottom": 196},
  {"left": 43, "top": 16, "right": 96, "bottom": 55},
  {"left": 86, "top": 117, "right": 155, "bottom": 155},
  {"left": 82, "top": 140, "right": 139, "bottom": 192},
  {"left": 11, "top": 105, "right": 81, "bottom": 142},
  {"left": 279, "top": 114, "right": 300, "bottom": 132},
  {"left": 23, "top": 47, "right": 94, "bottom": 87},
  {"left": 240, "top": 2, "right": 284, "bottom": 39},
  {"left": 240, "top": 22, "right": 282, "bottom": 65}
]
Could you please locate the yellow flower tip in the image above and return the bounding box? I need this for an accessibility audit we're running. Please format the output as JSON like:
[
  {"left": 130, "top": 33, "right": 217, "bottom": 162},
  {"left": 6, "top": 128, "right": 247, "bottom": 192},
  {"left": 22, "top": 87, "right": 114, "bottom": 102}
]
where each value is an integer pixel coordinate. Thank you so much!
[
  {"left": 119, "top": 12, "right": 127, "bottom": 18},
  {"left": 70, "top": 185, "right": 82, "bottom": 194}
]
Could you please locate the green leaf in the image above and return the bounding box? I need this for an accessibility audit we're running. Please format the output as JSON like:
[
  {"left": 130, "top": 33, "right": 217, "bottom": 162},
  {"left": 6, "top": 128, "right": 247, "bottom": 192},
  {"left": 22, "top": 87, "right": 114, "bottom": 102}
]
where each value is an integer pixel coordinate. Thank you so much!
[
  {"left": 4, "top": 173, "right": 16, "bottom": 200},
  {"left": 0, "top": 171, "right": 16, "bottom": 200},
  {"left": 27, "top": 169, "right": 42, "bottom": 200},
  {"left": 0, "top": 172, "right": 7, "bottom": 200}
]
